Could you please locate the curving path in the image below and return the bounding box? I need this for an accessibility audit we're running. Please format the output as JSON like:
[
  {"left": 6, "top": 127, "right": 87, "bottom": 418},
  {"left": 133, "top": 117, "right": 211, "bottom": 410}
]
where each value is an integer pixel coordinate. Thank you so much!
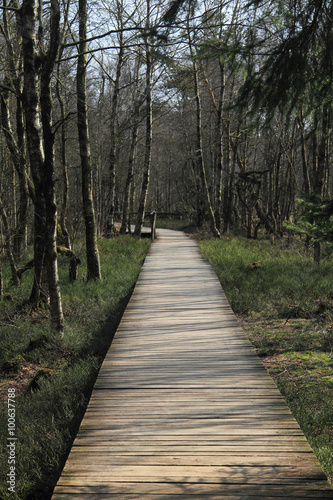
[{"left": 52, "top": 229, "right": 333, "bottom": 499}]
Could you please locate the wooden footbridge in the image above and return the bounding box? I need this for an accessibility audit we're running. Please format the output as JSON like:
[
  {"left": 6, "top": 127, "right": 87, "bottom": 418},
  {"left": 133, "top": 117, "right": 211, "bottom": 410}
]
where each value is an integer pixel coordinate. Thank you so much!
[{"left": 52, "top": 229, "right": 333, "bottom": 499}]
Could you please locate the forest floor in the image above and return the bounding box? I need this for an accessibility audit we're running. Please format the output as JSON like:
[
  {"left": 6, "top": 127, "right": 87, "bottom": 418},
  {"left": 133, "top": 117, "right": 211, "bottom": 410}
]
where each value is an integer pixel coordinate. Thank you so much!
[{"left": 199, "top": 234, "right": 333, "bottom": 485}]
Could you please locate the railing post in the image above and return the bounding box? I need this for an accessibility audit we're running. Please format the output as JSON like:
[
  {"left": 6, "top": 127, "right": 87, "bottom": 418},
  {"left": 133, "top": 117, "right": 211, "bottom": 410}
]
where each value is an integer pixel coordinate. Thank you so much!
[{"left": 150, "top": 211, "right": 157, "bottom": 240}]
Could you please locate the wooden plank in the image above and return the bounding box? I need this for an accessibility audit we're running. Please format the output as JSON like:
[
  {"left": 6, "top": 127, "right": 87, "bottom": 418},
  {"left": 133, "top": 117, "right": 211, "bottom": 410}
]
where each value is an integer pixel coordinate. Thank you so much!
[
  {"left": 57, "top": 461, "right": 327, "bottom": 480},
  {"left": 89, "top": 388, "right": 285, "bottom": 396},
  {"left": 54, "top": 482, "right": 333, "bottom": 494},
  {"left": 60, "top": 455, "right": 323, "bottom": 467},
  {"left": 53, "top": 482, "right": 333, "bottom": 499},
  {"left": 73, "top": 436, "right": 310, "bottom": 444},
  {"left": 52, "top": 229, "right": 333, "bottom": 499},
  {"left": 69, "top": 440, "right": 312, "bottom": 449},
  {"left": 93, "top": 383, "right": 284, "bottom": 389},
  {"left": 83, "top": 410, "right": 294, "bottom": 417}
]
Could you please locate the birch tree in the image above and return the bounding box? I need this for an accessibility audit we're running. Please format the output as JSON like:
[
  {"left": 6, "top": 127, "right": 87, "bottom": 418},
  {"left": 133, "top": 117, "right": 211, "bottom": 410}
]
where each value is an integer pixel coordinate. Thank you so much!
[
  {"left": 134, "top": 0, "right": 153, "bottom": 237},
  {"left": 77, "top": 0, "right": 102, "bottom": 279},
  {"left": 0, "top": 1, "right": 30, "bottom": 261},
  {"left": 19, "top": 0, "right": 64, "bottom": 332},
  {"left": 105, "top": 0, "right": 126, "bottom": 237},
  {"left": 187, "top": 11, "right": 220, "bottom": 238}
]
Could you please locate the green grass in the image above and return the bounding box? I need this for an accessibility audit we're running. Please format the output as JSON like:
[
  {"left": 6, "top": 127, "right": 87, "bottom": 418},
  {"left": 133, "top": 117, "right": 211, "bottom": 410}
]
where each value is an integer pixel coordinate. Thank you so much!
[
  {"left": 0, "top": 235, "right": 150, "bottom": 499},
  {"left": 200, "top": 236, "right": 333, "bottom": 316},
  {"left": 200, "top": 235, "right": 333, "bottom": 483}
]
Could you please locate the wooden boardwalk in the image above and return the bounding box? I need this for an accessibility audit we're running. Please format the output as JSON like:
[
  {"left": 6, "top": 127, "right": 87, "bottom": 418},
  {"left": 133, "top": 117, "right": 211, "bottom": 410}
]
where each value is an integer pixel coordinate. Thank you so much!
[{"left": 52, "top": 229, "right": 333, "bottom": 499}]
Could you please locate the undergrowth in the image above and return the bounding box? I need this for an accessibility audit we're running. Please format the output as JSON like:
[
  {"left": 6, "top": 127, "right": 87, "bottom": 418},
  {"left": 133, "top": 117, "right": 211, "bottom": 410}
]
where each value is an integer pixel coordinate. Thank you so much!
[
  {"left": 200, "top": 235, "right": 333, "bottom": 483},
  {"left": 0, "top": 236, "right": 150, "bottom": 499}
]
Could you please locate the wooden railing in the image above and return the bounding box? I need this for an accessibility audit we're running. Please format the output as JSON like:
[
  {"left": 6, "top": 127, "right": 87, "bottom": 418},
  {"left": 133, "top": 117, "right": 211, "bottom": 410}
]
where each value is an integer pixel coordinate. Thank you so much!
[{"left": 149, "top": 211, "right": 157, "bottom": 240}]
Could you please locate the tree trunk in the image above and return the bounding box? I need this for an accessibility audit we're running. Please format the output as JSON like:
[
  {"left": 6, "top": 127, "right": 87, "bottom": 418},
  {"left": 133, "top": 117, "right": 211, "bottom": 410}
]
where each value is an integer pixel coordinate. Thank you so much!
[
  {"left": 20, "top": 0, "right": 48, "bottom": 306},
  {"left": 222, "top": 117, "right": 233, "bottom": 233},
  {"left": 313, "top": 240, "right": 321, "bottom": 269},
  {"left": 1, "top": 0, "right": 29, "bottom": 260},
  {"left": 0, "top": 200, "right": 20, "bottom": 286},
  {"left": 190, "top": 45, "right": 220, "bottom": 238},
  {"left": 121, "top": 119, "right": 139, "bottom": 235},
  {"left": 0, "top": 89, "right": 29, "bottom": 261},
  {"left": 246, "top": 209, "right": 253, "bottom": 239},
  {"left": 77, "top": 0, "right": 101, "bottom": 279},
  {"left": 106, "top": 36, "right": 124, "bottom": 237},
  {"left": 40, "top": 0, "right": 64, "bottom": 333},
  {"left": 56, "top": 73, "right": 71, "bottom": 249},
  {"left": 14, "top": 170, "right": 29, "bottom": 260},
  {"left": 311, "top": 110, "right": 319, "bottom": 192},
  {"left": 20, "top": 0, "right": 64, "bottom": 332},
  {"left": 15, "top": 91, "right": 29, "bottom": 259},
  {"left": 315, "top": 103, "right": 330, "bottom": 196},
  {"left": 135, "top": 15, "right": 153, "bottom": 238},
  {"left": 298, "top": 106, "right": 311, "bottom": 196},
  {"left": 214, "top": 61, "right": 225, "bottom": 231}
]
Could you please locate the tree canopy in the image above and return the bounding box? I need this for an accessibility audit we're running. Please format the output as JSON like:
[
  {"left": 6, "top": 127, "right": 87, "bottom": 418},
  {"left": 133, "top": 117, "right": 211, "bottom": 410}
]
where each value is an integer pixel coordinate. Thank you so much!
[{"left": 1, "top": 0, "right": 333, "bottom": 329}]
